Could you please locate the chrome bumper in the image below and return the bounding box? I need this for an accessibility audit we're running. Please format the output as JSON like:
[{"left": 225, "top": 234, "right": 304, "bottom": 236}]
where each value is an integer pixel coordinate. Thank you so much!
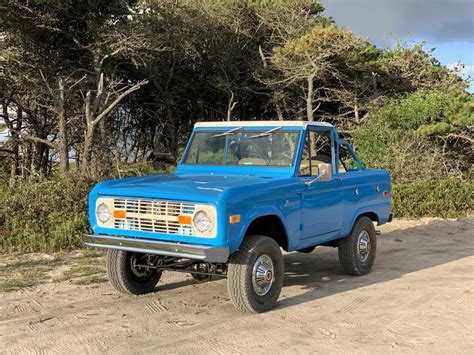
[{"left": 82, "top": 234, "right": 229, "bottom": 263}]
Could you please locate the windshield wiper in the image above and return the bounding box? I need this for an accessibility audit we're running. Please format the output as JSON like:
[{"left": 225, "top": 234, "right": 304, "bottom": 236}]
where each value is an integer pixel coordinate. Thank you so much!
[
  {"left": 248, "top": 126, "right": 282, "bottom": 139},
  {"left": 211, "top": 126, "right": 242, "bottom": 138}
]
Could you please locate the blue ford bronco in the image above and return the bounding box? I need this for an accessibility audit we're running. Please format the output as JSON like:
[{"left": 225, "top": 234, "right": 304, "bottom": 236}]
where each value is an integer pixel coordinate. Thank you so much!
[{"left": 84, "top": 121, "right": 392, "bottom": 313}]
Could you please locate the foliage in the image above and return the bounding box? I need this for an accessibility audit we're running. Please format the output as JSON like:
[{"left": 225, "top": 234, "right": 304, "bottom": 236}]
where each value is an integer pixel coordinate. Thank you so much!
[
  {"left": 355, "top": 90, "right": 473, "bottom": 179},
  {"left": 377, "top": 90, "right": 473, "bottom": 136},
  {"left": 392, "top": 179, "right": 474, "bottom": 218},
  {"left": 379, "top": 43, "right": 467, "bottom": 94},
  {"left": 0, "top": 0, "right": 469, "bottom": 181},
  {"left": 271, "top": 24, "right": 381, "bottom": 122},
  {"left": 0, "top": 173, "right": 96, "bottom": 253},
  {"left": 353, "top": 118, "right": 453, "bottom": 183},
  {"left": 0, "top": 164, "right": 169, "bottom": 253},
  {"left": 0, "top": 0, "right": 472, "bottom": 255}
]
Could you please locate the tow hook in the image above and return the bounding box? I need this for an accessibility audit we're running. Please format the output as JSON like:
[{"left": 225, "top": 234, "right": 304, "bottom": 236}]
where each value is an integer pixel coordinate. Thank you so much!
[{"left": 375, "top": 230, "right": 381, "bottom": 236}]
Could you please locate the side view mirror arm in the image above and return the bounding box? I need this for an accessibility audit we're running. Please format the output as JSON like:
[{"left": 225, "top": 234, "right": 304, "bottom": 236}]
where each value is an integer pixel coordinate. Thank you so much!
[{"left": 304, "top": 174, "right": 323, "bottom": 187}]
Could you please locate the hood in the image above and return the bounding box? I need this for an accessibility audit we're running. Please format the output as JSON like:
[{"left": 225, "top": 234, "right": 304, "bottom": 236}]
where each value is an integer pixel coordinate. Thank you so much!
[{"left": 95, "top": 173, "right": 275, "bottom": 202}]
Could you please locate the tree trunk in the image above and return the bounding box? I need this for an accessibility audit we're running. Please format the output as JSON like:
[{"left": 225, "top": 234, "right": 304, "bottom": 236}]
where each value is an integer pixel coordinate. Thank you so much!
[
  {"left": 354, "top": 97, "right": 360, "bottom": 125},
  {"left": 1, "top": 101, "right": 20, "bottom": 186},
  {"left": 272, "top": 92, "right": 284, "bottom": 121},
  {"left": 82, "top": 126, "right": 94, "bottom": 176},
  {"left": 81, "top": 90, "right": 94, "bottom": 176},
  {"left": 306, "top": 74, "right": 315, "bottom": 122},
  {"left": 57, "top": 77, "right": 70, "bottom": 173},
  {"left": 10, "top": 108, "right": 22, "bottom": 185}
]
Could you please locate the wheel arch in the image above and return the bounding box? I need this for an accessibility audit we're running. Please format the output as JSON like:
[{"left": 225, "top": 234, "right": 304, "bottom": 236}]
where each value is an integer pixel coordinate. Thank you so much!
[
  {"left": 357, "top": 211, "right": 379, "bottom": 224},
  {"left": 242, "top": 214, "right": 289, "bottom": 252}
]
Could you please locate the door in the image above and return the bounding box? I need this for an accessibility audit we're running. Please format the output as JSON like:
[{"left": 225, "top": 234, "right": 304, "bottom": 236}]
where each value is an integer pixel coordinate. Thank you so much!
[{"left": 298, "top": 129, "right": 343, "bottom": 243}]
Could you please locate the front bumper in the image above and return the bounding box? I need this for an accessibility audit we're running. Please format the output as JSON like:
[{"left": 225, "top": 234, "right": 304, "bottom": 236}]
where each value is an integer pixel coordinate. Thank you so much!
[{"left": 82, "top": 234, "right": 229, "bottom": 263}]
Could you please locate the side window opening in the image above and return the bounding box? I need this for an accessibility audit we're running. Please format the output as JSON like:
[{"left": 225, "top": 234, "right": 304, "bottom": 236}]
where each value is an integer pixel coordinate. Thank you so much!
[
  {"left": 299, "top": 130, "right": 333, "bottom": 176},
  {"left": 338, "top": 144, "right": 359, "bottom": 173}
]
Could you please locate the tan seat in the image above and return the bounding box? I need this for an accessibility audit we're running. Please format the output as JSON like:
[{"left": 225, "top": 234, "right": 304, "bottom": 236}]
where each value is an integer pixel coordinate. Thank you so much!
[{"left": 299, "top": 159, "right": 328, "bottom": 175}]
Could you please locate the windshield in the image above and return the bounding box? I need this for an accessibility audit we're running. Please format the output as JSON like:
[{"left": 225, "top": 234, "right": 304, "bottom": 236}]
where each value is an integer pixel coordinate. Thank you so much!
[{"left": 183, "top": 130, "right": 300, "bottom": 167}]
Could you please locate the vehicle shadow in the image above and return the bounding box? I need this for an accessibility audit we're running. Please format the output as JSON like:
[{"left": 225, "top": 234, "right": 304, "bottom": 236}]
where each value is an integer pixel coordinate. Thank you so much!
[{"left": 277, "top": 217, "right": 473, "bottom": 310}]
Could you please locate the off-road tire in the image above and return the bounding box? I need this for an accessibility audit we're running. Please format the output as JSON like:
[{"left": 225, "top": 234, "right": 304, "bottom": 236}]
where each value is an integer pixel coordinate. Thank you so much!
[
  {"left": 338, "top": 216, "right": 377, "bottom": 276},
  {"left": 227, "top": 235, "right": 284, "bottom": 313},
  {"left": 107, "top": 250, "right": 161, "bottom": 295}
]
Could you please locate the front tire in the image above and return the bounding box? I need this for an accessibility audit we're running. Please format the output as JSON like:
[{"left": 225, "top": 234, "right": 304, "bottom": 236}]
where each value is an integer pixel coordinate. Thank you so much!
[
  {"left": 338, "top": 216, "right": 377, "bottom": 276},
  {"left": 107, "top": 250, "right": 162, "bottom": 295},
  {"left": 227, "top": 235, "right": 284, "bottom": 313}
]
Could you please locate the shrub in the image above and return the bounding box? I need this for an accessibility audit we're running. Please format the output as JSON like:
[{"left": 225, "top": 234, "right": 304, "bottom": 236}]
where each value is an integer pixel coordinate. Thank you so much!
[
  {"left": 357, "top": 90, "right": 473, "bottom": 177},
  {"left": 392, "top": 179, "right": 474, "bottom": 218},
  {"left": 0, "top": 173, "right": 97, "bottom": 253},
  {"left": 0, "top": 165, "right": 169, "bottom": 253},
  {"left": 353, "top": 119, "right": 453, "bottom": 183}
]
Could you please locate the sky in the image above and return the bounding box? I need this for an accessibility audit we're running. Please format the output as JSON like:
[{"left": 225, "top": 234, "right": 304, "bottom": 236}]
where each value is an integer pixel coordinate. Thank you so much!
[{"left": 321, "top": 0, "right": 474, "bottom": 92}]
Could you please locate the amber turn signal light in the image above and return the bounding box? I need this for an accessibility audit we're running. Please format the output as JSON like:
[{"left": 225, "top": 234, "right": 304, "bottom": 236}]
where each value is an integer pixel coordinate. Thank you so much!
[
  {"left": 113, "top": 210, "right": 126, "bottom": 219},
  {"left": 178, "top": 215, "right": 192, "bottom": 225},
  {"left": 229, "top": 214, "right": 241, "bottom": 223}
]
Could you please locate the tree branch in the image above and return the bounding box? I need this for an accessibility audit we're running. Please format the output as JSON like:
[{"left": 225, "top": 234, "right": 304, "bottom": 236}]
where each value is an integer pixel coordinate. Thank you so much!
[
  {"left": 12, "top": 129, "right": 57, "bottom": 148},
  {"left": 91, "top": 80, "right": 149, "bottom": 127}
]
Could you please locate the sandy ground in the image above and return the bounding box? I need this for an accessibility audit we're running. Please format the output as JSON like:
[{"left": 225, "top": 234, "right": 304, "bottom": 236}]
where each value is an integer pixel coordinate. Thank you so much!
[{"left": 1, "top": 217, "right": 473, "bottom": 354}]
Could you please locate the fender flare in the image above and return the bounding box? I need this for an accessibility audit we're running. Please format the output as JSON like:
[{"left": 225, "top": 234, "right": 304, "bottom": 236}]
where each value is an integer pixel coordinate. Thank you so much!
[
  {"left": 235, "top": 205, "right": 292, "bottom": 250},
  {"left": 345, "top": 207, "right": 381, "bottom": 236}
]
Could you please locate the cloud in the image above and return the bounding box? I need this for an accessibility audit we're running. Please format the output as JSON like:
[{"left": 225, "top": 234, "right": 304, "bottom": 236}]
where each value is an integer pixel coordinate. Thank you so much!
[{"left": 321, "top": 0, "right": 474, "bottom": 45}]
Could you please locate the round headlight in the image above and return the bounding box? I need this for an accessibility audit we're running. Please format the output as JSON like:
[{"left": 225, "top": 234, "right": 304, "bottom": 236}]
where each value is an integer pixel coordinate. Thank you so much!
[
  {"left": 193, "top": 210, "right": 213, "bottom": 232},
  {"left": 96, "top": 203, "right": 111, "bottom": 223}
]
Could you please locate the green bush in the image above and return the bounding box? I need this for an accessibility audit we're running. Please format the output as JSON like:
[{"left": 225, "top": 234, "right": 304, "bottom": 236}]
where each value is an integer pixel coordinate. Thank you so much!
[
  {"left": 353, "top": 119, "right": 450, "bottom": 183},
  {"left": 0, "top": 164, "right": 170, "bottom": 253},
  {"left": 356, "top": 90, "right": 473, "bottom": 177},
  {"left": 0, "top": 173, "right": 97, "bottom": 253},
  {"left": 393, "top": 179, "right": 474, "bottom": 218}
]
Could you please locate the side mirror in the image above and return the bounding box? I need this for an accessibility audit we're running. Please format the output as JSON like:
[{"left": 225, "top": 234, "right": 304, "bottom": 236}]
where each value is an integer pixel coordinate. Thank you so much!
[
  {"left": 304, "top": 163, "right": 332, "bottom": 186},
  {"left": 318, "top": 163, "right": 332, "bottom": 182}
]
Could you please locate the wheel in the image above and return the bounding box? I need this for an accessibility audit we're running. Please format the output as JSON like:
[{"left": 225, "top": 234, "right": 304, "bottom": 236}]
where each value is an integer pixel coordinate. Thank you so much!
[
  {"left": 338, "top": 216, "right": 377, "bottom": 276},
  {"left": 106, "top": 250, "right": 162, "bottom": 295},
  {"left": 227, "top": 235, "right": 284, "bottom": 313}
]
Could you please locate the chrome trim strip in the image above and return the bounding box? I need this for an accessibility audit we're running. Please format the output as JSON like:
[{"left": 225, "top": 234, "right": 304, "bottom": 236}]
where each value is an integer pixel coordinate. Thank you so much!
[{"left": 82, "top": 234, "right": 229, "bottom": 263}]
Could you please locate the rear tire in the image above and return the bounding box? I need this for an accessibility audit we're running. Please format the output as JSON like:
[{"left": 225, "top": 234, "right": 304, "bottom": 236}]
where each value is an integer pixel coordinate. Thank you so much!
[
  {"left": 107, "top": 250, "right": 162, "bottom": 295},
  {"left": 227, "top": 235, "right": 284, "bottom": 313},
  {"left": 338, "top": 216, "right": 377, "bottom": 276}
]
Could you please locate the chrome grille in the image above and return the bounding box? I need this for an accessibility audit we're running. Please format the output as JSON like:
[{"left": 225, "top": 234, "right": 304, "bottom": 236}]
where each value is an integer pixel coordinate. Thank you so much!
[{"left": 113, "top": 198, "right": 196, "bottom": 235}]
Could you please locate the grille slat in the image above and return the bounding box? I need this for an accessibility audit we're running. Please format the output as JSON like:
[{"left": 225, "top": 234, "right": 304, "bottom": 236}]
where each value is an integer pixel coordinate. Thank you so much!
[{"left": 113, "top": 198, "right": 196, "bottom": 235}]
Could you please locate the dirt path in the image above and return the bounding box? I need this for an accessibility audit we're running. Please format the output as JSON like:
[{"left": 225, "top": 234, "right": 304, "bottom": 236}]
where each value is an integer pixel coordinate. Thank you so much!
[{"left": 1, "top": 217, "right": 473, "bottom": 354}]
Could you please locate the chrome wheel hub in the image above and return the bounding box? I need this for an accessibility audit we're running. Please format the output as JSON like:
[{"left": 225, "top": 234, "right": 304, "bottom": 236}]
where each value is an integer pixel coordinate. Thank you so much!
[
  {"left": 252, "top": 255, "right": 275, "bottom": 296},
  {"left": 357, "top": 230, "right": 371, "bottom": 263}
]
